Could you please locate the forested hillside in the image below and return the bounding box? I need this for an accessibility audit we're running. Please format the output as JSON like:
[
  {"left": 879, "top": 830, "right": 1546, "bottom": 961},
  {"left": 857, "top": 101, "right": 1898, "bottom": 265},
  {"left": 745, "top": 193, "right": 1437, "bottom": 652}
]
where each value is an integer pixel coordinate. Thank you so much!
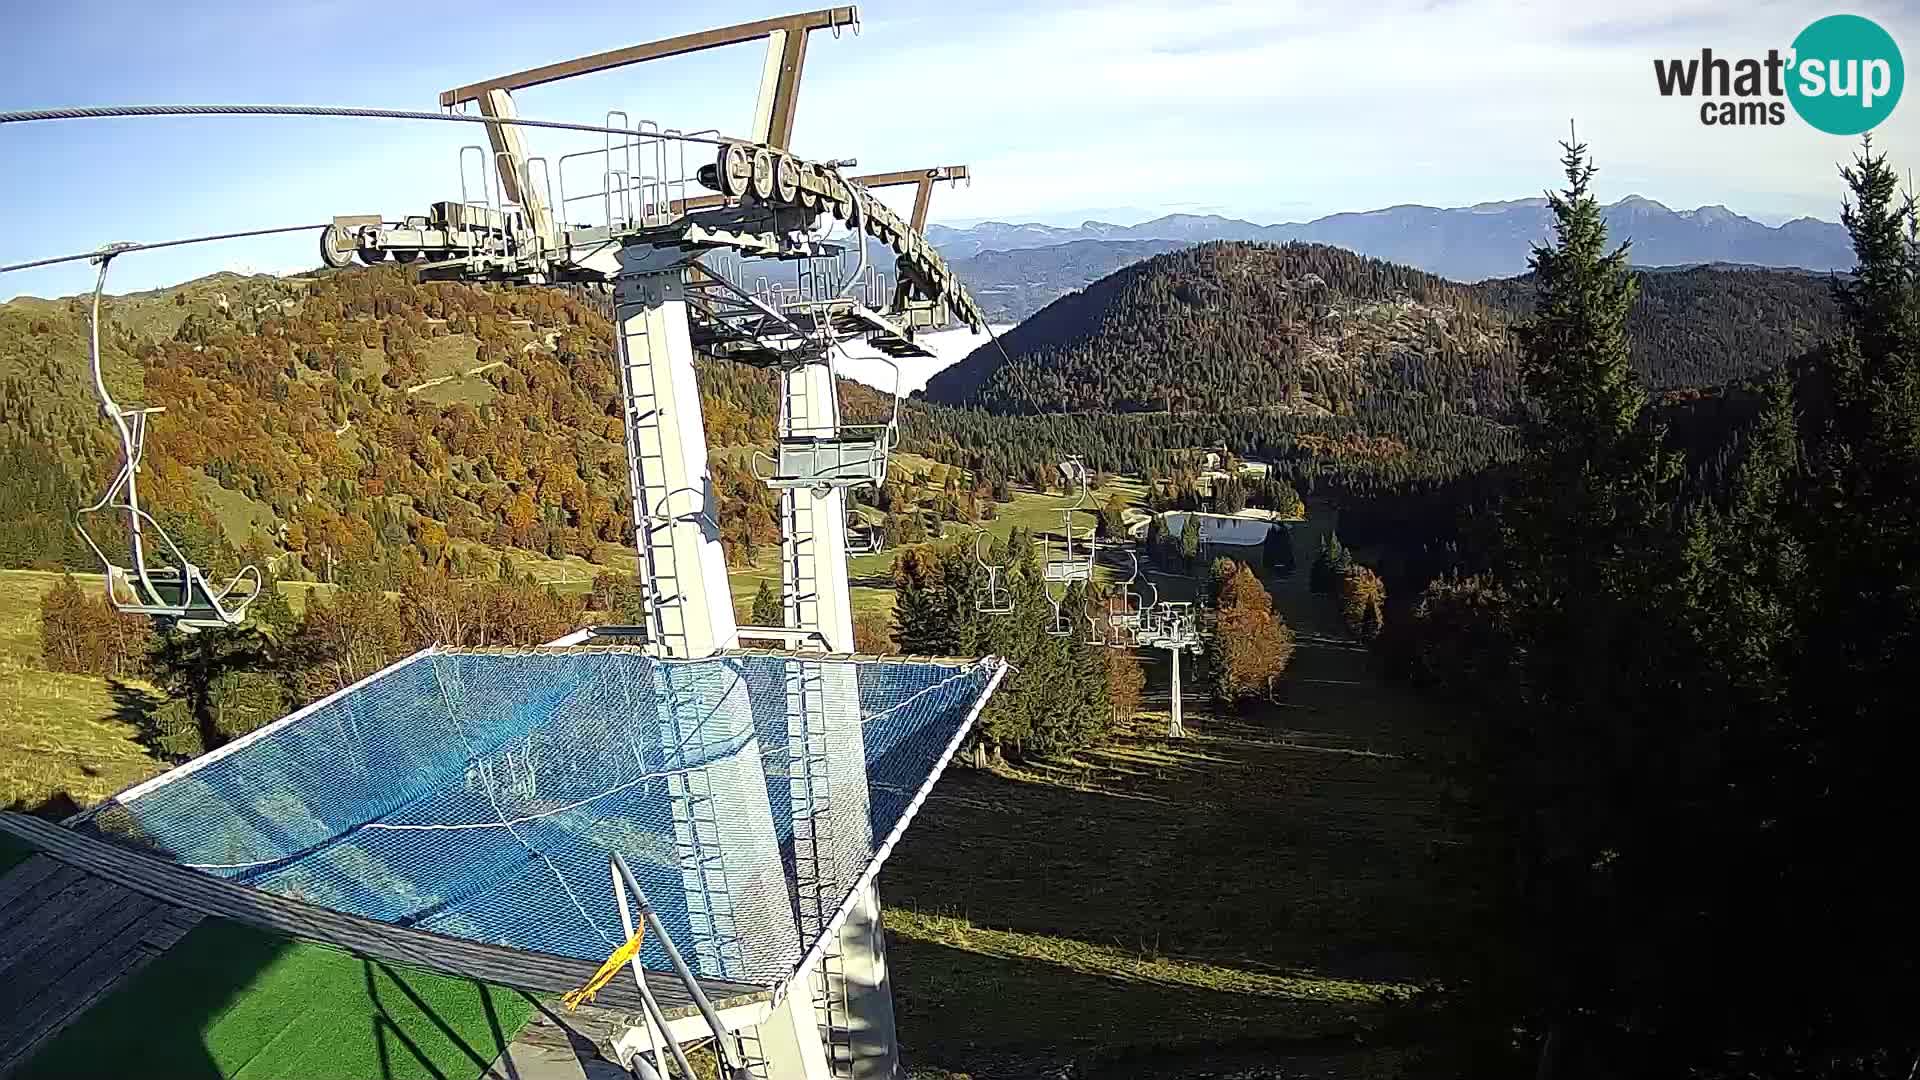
[
  {"left": 926, "top": 243, "right": 1520, "bottom": 417},
  {"left": 926, "top": 242, "right": 1844, "bottom": 416},
  {"left": 4, "top": 241, "right": 1841, "bottom": 587},
  {"left": 0, "top": 265, "right": 784, "bottom": 582}
]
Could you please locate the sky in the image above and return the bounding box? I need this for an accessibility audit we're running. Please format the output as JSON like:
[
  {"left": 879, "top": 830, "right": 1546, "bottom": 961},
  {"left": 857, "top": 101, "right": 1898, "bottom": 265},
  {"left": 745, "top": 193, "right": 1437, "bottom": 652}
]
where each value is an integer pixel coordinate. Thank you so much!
[{"left": 2, "top": 0, "right": 1916, "bottom": 299}]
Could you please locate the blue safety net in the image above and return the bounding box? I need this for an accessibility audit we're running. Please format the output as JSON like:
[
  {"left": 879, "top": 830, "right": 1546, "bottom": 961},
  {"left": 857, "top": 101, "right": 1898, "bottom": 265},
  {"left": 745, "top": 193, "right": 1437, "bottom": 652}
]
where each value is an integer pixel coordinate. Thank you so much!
[{"left": 76, "top": 648, "right": 1003, "bottom": 987}]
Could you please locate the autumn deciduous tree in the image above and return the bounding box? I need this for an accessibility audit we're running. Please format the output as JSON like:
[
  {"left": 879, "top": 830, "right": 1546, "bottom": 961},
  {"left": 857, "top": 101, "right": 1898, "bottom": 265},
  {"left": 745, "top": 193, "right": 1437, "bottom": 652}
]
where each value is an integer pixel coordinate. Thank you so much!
[
  {"left": 1211, "top": 561, "right": 1294, "bottom": 698},
  {"left": 1339, "top": 562, "right": 1386, "bottom": 640},
  {"left": 852, "top": 611, "right": 893, "bottom": 654},
  {"left": 1405, "top": 573, "right": 1517, "bottom": 706},
  {"left": 38, "top": 573, "right": 151, "bottom": 677}
]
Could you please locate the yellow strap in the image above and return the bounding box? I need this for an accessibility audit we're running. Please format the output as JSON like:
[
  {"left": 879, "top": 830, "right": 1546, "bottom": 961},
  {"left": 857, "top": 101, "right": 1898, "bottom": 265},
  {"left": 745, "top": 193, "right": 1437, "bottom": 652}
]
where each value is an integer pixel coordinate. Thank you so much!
[{"left": 562, "top": 925, "right": 645, "bottom": 1012}]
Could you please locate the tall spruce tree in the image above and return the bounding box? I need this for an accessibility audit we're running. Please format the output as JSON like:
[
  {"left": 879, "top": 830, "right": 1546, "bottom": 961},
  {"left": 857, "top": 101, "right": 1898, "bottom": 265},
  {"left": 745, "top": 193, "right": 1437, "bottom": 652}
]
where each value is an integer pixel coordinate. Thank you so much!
[
  {"left": 1178, "top": 513, "right": 1202, "bottom": 565},
  {"left": 1752, "top": 137, "right": 1920, "bottom": 1071},
  {"left": 1481, "top": 134, "right": 1688, "bottom": 1072}
]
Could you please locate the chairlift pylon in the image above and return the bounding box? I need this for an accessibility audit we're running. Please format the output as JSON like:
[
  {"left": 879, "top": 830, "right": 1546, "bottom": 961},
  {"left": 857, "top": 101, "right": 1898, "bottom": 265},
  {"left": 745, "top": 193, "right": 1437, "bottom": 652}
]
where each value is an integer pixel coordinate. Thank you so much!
[{"left": 73, "top": 249, "right": 259, "bottom": 632}]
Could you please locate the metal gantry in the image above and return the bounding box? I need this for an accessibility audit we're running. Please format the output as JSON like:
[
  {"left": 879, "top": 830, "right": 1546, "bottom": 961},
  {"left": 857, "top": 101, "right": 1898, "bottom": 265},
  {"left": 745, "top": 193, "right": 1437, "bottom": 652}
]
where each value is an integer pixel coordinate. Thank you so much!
[
  {"left": 7, "top": 8, "right": 989, "bottom": 1075},
  {"left": 309, "top": 10, "right": 982, "bottom": 1079}
]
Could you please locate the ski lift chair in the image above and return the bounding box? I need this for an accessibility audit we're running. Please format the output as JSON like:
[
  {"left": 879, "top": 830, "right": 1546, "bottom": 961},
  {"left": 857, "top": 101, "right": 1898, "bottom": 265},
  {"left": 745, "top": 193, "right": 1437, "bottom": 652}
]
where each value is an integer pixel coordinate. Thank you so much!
[
  {"left": 973, "top": 527, "right": 1014, "bottom": 615},
  {"left": 847, "top": 506, "right": 883, "bottom": 555},
  {"left": 752, "top": 341, "right": 902, "bottom": 496},
  {"left": 1103, "top": 551, "right": 1148, "bottom": 645},
  {"left": 1040, "top": 534, "right": 1093, "bottom": 637},
  {"left": 73, "top": 250, "right": 259, "bottom": 631},
  {"left": 754, "top": 424, "right": 895, "bottom": 492},
  {"left": 1037, "top": 457, "right": 1096, "bottom": 635}
]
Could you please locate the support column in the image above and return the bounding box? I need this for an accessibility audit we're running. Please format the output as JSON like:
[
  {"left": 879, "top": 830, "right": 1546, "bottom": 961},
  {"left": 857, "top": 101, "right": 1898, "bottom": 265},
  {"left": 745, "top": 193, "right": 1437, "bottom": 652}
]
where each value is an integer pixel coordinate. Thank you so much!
[
  {"left": 837, "top": 883, "right": 899, "bottom": 1079},
  {"left": 756, "top": 990, "right": 834, "bottom": 1080},
  {"left": 782, "top": 361, "right": 856, "bottom": 651},
  {"left": 780, "top": 360, "right": 902, "bottom": 1080},
  {"left": 612, "top": 253, "right": 741, "bottom": 659},
  {"left": 477, "top": 89, "right": 556, "bottom": 248},
  {"left": 1169, "top": 647, "right": 1185, "bottom": 738}
]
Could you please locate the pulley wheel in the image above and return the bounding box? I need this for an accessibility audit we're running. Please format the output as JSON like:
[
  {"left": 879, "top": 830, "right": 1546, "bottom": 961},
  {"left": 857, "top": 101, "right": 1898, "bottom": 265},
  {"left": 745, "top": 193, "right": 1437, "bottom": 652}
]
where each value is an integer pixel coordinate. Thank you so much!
[
  {"left": 774, "top": 154, "right": 801, "bottom": 204},
  {"left": 718, "top": 144, "right": 752, "bottom": 198},
  {"left": 750, "top": 148, "right": 776, "bottom": 201},
  {"left": 318, "top": 224, "right": 356, "bottom": 269}
]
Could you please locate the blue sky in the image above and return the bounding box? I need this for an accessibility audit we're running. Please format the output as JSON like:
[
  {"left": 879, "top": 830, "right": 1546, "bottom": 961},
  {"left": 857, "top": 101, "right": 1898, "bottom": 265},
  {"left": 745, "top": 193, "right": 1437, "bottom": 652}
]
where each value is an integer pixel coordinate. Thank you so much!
[{"left": 3, "top": 0, "right": 1916, "bottom": 298}]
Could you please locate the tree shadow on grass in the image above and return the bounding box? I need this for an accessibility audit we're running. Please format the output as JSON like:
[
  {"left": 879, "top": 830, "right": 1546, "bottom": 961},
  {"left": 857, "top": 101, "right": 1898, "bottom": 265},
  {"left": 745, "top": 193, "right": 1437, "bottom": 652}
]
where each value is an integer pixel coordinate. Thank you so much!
[
  {"left": 11, "top": 917, "right": 528, "bottom": 1080},
  {"left": 3, "top": 790, "right": 82, "bottom": 822},
  {"left": 105, "top": 678, "right": 172, "bottom": 761},
  {"left": 888, "top": 933, "right": 1381, "bottom": 1080}
]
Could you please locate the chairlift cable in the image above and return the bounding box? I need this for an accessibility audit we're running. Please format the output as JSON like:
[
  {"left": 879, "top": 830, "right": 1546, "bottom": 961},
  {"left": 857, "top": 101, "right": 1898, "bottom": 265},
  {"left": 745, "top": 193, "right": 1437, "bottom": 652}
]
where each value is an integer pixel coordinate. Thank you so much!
[
  {"left": 0, "top": 223, "right": 330, "bottom": 276},
  {"left": 0, "top": 103, "right": 732, "bottom": 145}
]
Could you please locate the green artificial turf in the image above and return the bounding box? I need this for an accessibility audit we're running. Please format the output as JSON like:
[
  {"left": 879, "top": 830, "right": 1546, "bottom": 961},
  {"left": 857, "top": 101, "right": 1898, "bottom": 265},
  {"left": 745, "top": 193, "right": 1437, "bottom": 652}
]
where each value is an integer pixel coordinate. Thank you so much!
[{"left": 18, "top": 918, "right": 536, "bottom": 1080}]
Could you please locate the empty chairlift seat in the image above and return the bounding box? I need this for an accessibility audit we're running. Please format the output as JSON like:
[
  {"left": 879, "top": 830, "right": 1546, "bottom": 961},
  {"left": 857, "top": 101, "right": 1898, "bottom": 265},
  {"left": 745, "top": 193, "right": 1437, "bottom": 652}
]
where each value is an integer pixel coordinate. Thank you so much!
[{"left": 755, "top": 425, "right": 894, "bottom": 491}]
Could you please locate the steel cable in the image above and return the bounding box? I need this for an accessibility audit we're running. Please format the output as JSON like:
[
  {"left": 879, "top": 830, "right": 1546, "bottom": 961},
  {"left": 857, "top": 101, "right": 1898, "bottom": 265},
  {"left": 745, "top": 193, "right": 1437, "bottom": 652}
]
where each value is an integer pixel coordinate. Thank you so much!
[
  {"left": 0, "top": 223, "right": 331, "bottom": 275},
  {"left": 0, "top": 103, "right": 732, "bottom": 145}
]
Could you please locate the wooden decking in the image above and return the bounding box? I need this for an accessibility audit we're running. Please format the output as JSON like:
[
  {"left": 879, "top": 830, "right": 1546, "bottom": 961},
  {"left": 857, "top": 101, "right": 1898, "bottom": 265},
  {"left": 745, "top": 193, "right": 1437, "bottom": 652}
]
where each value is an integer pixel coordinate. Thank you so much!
[
  {"left": 0, "top": 812, "right": 769, "bottom": 1061},
  {"left": 0, "top": 854, "right": 205, "bottom": 1074}
]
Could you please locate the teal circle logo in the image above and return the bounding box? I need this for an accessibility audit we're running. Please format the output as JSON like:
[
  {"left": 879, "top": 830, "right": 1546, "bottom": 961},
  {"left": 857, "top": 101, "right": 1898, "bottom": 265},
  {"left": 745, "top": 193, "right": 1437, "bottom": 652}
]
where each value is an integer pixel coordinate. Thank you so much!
[{"left": 1788, "top": 15, "right": 1903, "bottom": 135}]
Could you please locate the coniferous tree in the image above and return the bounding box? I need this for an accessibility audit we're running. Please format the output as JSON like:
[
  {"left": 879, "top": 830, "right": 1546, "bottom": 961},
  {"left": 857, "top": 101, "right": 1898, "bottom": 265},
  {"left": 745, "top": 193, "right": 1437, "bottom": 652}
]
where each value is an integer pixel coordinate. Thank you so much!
[
  {"left": 1263, "top": 523, "right": 1295, "bottom": 576},
  {"left": 1309, "top": 531, "right": 1347, "bottom": 593},
  {"left": 749, "top": 580, "right": 782, "bottom": 627},
  {"left": 1469, "top": 134, "right": 1693, "bottom": 1072}
]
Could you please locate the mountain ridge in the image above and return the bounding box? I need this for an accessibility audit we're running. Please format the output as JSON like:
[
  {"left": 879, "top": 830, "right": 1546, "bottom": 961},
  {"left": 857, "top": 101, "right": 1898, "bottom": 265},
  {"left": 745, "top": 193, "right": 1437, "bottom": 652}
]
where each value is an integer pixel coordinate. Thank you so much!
[
  {"left": 923, "top": 241, "right": 1845, "bottom": 417},
  {"left": 928, "top": 198, "right": 1852, "bottom": 284}
]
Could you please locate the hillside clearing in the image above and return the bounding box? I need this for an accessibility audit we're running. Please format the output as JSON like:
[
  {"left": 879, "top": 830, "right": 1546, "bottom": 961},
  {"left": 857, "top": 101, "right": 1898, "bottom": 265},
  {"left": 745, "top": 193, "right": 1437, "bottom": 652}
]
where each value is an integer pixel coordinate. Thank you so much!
[{"left": 879, "top": 507, "right": 1471, "bottom": 1076}]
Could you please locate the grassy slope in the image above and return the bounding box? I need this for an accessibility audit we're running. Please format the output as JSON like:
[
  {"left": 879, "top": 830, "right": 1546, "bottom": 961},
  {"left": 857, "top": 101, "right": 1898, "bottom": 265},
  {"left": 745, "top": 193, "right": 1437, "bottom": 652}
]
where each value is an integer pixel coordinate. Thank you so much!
[
  {"left": 16, "top": 919, "right": 533, "bottom": 1080},
  {"left": 0, "top": 569, "right": 334, "bottom": 812},
  {"left": 2, "top": 476, "right": 1157, "bottom": 806},
  {"left": 880, "top": 505, "right": 1470, "bottom": 1076},
  {"left": 0, "top": 570, "right": 167, "bottom": 811},
  {"left": 725, "top": 479, "right": 1143, "bottom": 625}
]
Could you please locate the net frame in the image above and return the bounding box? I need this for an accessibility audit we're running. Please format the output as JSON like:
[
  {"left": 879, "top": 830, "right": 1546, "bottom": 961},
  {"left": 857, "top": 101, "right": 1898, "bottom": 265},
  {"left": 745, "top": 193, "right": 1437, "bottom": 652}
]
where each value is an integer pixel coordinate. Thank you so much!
[{"left": 71, "top": 646, "right": 1007, "bottom": 995}]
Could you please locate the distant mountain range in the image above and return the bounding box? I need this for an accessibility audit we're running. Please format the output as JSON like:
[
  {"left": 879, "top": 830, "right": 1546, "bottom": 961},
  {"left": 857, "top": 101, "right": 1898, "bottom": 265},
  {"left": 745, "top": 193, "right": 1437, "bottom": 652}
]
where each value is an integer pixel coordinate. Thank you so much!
[{"left": 929, "top": 198, "right": 1852, "bottom": 288}]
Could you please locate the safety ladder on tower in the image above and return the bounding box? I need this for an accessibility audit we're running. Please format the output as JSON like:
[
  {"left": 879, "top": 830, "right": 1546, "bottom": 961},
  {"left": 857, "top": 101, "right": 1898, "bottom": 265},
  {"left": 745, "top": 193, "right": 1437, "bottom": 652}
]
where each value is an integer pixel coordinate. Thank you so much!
[
  {"left": 615, "top": 294, "right": 687, "bottom": 657},
  {"left": 659, "top": 661, "right": 749, "bottom": 981},
  {"left": 774, "top": 302, "right": 859, "bottom": 1070},
  {"left": 780, "top": 360, "right": 824, "bottom": 629},
  {"left": 787, "top": 658, "right": 854, "bottom": 1074}
]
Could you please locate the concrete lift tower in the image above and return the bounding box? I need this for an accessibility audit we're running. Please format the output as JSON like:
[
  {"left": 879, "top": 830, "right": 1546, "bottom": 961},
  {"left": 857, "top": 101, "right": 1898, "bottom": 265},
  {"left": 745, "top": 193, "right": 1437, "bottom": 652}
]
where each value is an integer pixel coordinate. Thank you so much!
[{"left": 316, "top": 10, "right": 988, "bottom": 1077}]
